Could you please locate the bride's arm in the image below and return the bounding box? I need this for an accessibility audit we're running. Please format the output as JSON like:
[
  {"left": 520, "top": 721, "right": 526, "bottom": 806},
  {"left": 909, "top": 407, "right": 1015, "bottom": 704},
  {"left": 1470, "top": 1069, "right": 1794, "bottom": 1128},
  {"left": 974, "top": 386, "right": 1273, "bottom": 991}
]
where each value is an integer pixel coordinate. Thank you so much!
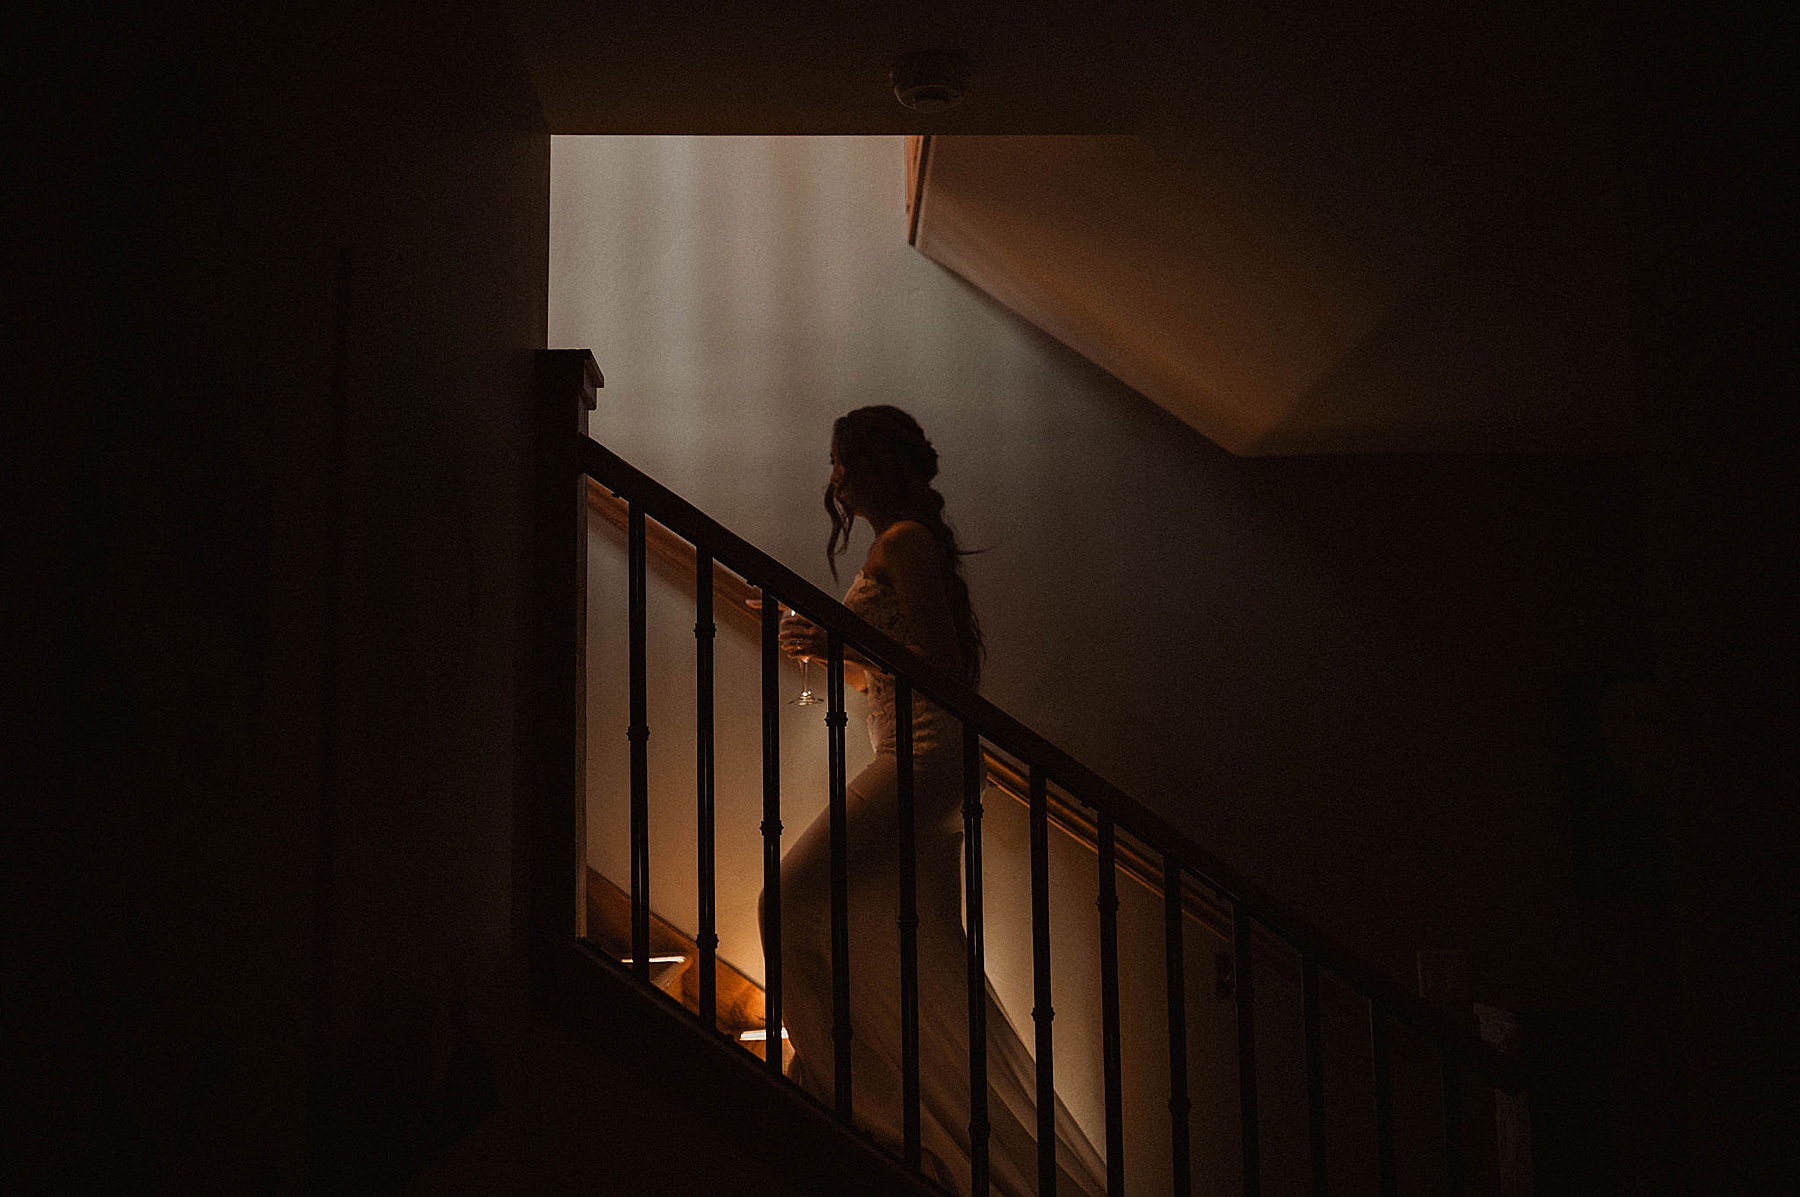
[
  {"left": 840, "top": 656, "right": 873, "bottom": 693},
  {"left": 772, "top": 607, "right": 876, "bottom": 692},
  {"left": 770, "top": 523, "right": 960, "bottom": 690}
]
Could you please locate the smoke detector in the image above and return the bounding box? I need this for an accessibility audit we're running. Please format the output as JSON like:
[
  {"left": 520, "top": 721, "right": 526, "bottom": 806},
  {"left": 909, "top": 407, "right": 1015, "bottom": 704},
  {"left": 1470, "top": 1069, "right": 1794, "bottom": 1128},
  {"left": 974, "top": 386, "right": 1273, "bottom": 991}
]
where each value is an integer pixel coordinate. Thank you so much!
[{"left": 890, "top": 50, "right": 969, "bottom": 113}]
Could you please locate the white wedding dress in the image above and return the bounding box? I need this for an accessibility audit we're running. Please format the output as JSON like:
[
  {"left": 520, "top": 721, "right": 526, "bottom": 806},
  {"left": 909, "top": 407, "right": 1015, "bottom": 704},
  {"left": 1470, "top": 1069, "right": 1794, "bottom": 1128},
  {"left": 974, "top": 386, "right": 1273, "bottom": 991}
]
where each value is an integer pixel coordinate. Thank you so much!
[{"left": 772, "top": 570, "right": 1107, "bottom": 1197}]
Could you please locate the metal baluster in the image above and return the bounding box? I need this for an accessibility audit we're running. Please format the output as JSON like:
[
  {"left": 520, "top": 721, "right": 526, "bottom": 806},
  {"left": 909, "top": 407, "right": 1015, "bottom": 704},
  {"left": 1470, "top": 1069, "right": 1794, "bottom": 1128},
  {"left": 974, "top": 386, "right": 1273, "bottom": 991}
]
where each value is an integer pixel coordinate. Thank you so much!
[
  {"left": 1233, "top": 901, "right": 1261, "bottom": 1197},
  {"left": 895, "top": 678, "right": 922, "bottom": 1168},
  {"left": 1098, "top": 812, "right": 1125, "bottom": 1197},
  {"left": 1372, "top": 1002, "right": 1397, "bottom": 1197},
  {"left": 1302, "top": 951, "right": 1328, "bottom": 1197},
  {"left": 1030, "top": 767, "right": 1057, "bottom": 1196},
  {"left": 1443, "top": 1050, "right": 1465, "bottom": 1196},
  {"left": 827, "top": 634, "right": 852, "bottom": 1119},
  {"left": 760, "top": 589, "right": 782, "bottom": 1077},
  {"left": 695, "top": 548, "right": 717, "bottom": 1028},
  {"left": 627, "top": 503, "right": 650, "bottom": 982},
  {"left": 1164, "top": 856, "right": 1192, "bottom": 1197},
  {"left": 962, "top": 723, "right": 990, "bottom": 1197}
]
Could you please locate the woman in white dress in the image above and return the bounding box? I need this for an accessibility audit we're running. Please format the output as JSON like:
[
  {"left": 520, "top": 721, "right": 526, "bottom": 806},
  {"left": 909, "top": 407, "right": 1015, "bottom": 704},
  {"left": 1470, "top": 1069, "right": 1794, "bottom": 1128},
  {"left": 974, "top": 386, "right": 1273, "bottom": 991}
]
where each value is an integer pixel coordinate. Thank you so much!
[{"left": 772, "top": 406, "right": 1106, "bottom": 1197}]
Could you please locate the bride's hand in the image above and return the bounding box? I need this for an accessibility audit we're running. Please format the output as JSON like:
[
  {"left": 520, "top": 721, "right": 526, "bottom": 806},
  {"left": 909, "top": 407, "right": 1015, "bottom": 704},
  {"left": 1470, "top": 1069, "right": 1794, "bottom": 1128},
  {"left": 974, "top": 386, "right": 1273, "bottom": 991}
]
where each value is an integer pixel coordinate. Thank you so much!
[
  {"left": 778, "top": 612, "right": 827, "bottom": 662},
  {"left": 746, "top": 600, "right": 840, "bottom": 667}
]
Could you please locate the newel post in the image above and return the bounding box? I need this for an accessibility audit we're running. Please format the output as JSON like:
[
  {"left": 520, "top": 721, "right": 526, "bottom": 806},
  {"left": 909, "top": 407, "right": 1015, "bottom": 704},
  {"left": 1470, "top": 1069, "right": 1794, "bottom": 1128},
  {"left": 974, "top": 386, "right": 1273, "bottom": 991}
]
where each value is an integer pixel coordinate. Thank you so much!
[{"left": 527, "top": 349, "right": 601, "bottom": 989}]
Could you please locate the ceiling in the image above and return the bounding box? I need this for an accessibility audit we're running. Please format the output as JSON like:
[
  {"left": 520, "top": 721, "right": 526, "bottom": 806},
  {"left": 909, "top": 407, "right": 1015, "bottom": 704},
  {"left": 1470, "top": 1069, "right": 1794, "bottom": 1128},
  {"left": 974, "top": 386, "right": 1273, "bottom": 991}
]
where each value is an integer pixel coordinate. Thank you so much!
[{"left": 519, "top": 1, "right": 1637, "bottom": 453}]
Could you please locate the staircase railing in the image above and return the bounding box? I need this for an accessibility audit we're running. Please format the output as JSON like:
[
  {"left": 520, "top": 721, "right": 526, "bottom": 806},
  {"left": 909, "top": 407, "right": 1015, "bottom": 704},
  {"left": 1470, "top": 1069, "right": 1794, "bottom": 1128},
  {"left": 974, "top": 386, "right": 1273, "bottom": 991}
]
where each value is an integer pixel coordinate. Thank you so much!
[
  {"left": 540, "top": 350, "right": 1522, "bottom": 1197},
  {"left": 585, "top": 476, "right": 1240, "bottom": 944}
]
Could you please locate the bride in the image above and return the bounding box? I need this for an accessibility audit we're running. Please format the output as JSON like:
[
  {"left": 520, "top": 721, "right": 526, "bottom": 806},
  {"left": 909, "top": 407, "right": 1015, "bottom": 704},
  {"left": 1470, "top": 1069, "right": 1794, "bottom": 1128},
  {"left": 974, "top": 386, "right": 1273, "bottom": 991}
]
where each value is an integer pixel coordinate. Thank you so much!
[{"left": 770, "top": 406, "right": 1106, "bottom": 1197}]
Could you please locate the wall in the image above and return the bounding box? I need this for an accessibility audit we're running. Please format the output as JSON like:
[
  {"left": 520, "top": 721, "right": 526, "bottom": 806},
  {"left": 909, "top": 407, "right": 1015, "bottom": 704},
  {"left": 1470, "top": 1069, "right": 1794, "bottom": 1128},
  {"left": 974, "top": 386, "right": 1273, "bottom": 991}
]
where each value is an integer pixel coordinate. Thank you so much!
[
  {"left": 10, "top": 10, "right": 808, "bottom": 1194},
  {"left": 1609, "top": 11, "right": 1799, "bottom": 1192},
  {"left": 551, "top": 135, "right": 1643, "bottom": 1192}
]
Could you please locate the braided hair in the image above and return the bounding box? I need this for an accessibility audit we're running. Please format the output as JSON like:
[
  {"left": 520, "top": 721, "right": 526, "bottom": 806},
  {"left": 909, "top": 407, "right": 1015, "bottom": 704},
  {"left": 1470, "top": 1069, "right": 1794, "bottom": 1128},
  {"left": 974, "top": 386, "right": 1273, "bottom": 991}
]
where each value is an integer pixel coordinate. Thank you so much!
[{"left": 826, "top": 405, "right": 985, "bottom": 686}]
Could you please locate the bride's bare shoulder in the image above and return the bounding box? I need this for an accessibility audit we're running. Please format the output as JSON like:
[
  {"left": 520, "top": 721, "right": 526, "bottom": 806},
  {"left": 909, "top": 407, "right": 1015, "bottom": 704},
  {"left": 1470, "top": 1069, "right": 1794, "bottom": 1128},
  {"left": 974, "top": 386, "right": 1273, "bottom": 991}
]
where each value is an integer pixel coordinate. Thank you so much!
[
  {"left": 865, "top": 521, "right": 941, "bottom": 582},
  {"left": 874, "top": 520, "right": 937, "bottom": 554}
]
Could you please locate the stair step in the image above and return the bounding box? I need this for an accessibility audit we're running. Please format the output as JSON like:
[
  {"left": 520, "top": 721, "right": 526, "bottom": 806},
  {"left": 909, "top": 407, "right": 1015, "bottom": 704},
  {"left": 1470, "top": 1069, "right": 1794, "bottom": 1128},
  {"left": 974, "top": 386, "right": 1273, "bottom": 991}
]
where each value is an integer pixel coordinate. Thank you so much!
[
  {"left": 548, "top": 937, "right": 949, "bottom": 1197},
  {"left": 585, "top": 868, "right": 793, "bottom": 1070}
]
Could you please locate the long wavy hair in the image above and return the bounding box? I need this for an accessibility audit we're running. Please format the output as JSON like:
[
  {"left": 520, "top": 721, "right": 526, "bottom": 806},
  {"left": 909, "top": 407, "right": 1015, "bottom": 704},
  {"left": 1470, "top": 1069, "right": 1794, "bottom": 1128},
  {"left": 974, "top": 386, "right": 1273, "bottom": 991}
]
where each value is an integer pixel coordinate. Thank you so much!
[{"left": 826, "top": 405, "right": 985, "bottom": 686}]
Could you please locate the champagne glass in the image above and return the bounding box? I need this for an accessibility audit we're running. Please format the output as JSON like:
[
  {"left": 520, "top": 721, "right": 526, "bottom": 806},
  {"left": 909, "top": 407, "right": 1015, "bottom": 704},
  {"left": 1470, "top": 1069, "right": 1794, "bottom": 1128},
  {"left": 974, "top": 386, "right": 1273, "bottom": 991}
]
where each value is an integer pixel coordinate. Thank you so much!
[{"left": 787, "top": 607, "right": 823, "bottom": 705}]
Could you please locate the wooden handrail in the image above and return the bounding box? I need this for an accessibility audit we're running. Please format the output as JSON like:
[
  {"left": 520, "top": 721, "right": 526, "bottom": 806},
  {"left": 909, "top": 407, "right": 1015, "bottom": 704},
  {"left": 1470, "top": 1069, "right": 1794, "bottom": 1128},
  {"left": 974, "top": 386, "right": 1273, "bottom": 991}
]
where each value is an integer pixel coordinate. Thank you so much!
[{"left": 581, "top": 439, "right": 1519, "bottom": 1087}]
